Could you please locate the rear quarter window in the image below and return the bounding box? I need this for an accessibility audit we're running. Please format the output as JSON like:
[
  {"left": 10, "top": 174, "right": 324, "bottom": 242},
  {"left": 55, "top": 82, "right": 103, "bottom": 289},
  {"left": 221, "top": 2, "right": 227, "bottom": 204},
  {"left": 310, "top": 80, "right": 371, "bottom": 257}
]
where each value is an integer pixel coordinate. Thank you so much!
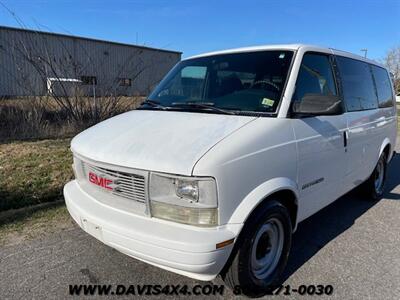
[
  {"left": 336, "top": 56, "right": 378, "bottom": 111},
  {"left": 371, "top": 65, "right": 394, "bottom": 108}
]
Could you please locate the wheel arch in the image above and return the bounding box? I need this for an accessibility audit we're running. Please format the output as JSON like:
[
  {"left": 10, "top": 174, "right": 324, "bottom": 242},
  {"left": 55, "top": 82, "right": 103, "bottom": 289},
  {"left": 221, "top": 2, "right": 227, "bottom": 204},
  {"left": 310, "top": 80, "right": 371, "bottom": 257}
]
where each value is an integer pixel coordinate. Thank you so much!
[
  {"left": 379, "top": 138, "right": 392, "bottom": 163},
  {"left": 229, "top": 177, "right": 299, "bottom": 231}
]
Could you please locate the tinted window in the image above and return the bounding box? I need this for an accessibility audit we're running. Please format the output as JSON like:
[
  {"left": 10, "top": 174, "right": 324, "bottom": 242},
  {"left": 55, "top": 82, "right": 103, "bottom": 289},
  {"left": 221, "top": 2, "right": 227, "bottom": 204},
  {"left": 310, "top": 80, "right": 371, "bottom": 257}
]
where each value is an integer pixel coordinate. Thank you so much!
[
  {"left": 149, "top": 51, "right": 294, "bottom": 113},
  {"left": 292, "top": 53, "right": 337, "bottom": 104},
  {"left": 371, "top": 65, "right": 393, "bottom": 107},
  {"left": 217, "top": 70, "right": 256, "bottom": 89},
  {"left": 336, "top": 56, "right": 378, "bottom": 111}
]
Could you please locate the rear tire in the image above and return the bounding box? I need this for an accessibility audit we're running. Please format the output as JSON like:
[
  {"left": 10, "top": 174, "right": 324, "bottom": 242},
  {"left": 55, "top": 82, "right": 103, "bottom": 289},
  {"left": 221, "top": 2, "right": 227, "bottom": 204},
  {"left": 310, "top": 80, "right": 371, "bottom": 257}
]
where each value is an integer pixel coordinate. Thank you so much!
[
  {"left": 361, "top": 152, "right": 387, "bottom": 200},
  {"left": 221, "top": 200, "right": 292, "bottom": 297}
]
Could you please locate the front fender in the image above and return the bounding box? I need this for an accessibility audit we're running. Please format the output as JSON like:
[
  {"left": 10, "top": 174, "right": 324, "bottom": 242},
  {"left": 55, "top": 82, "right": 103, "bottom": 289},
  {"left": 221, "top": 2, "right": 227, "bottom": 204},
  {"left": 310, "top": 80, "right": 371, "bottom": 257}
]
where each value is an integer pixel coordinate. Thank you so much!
[
  {"left": 228, "top": 177, "right": 299, "bottom": 225},
  {"left": 379, "top": 137, "right": 392, "bottom": 162}
]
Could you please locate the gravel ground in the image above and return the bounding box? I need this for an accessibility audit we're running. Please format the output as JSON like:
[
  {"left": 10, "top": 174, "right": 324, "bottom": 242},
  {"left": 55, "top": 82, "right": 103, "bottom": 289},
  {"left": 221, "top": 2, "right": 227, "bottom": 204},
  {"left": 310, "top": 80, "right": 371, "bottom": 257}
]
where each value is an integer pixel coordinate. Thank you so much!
[{"left": 0, "top": 144, "right": 399, "bottom": 299}]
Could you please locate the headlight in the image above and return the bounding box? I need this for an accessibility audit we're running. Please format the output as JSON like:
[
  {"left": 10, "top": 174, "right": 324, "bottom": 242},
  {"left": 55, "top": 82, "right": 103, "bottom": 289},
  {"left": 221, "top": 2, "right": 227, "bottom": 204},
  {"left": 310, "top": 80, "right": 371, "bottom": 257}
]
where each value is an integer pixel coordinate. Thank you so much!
[
  {"left": 149, "top": 173, "right": 218, "bottom": 226},
  {"left": 175, "top": 180, "right": 199, "bottom": 201}
]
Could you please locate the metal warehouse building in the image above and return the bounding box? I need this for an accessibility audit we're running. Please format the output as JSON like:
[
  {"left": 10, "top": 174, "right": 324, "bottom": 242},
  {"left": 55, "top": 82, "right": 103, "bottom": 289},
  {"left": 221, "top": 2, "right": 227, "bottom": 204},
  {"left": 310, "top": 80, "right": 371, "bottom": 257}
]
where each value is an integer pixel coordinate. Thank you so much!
[{"left": 0, "top": 26, "right": 181, "bottom": 97}]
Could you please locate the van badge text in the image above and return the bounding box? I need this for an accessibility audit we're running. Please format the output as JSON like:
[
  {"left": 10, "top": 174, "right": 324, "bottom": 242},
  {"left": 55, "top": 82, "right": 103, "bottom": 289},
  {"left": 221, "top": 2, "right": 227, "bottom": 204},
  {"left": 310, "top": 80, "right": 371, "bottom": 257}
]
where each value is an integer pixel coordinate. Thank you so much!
[{"left": 302, "top": 178, "right": 324, "bottom": 190}]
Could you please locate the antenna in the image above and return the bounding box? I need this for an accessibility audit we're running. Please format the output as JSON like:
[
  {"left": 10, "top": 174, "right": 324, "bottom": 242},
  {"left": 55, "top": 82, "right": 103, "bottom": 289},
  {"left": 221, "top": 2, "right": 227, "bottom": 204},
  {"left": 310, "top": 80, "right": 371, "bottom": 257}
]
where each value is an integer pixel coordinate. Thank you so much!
[{"left": 360, "top": 49, "right": 368, "bottom": 58}]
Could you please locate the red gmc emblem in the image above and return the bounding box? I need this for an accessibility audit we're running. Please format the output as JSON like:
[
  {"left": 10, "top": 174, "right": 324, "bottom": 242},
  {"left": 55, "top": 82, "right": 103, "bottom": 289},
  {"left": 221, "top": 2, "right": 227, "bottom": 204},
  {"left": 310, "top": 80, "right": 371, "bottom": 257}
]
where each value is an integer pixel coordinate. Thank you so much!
[{"left": 88, "top": 172, "right": 113, "bottom": 190}]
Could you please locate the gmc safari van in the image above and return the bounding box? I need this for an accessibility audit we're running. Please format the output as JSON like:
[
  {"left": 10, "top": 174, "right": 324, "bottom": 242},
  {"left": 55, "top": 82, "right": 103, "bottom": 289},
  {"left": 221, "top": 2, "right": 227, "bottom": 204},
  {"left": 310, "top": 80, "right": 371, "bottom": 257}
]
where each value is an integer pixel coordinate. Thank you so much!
[{"left": 64, "top": 44, "right": 397, "bottom": 297}]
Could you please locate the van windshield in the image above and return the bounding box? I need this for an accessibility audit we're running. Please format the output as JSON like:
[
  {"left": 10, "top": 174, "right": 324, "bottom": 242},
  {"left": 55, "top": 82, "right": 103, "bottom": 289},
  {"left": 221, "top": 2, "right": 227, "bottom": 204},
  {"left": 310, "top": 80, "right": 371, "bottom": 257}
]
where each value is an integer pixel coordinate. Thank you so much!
[{"left": 147, "top": 50, "right": 294, "bottom": 115}]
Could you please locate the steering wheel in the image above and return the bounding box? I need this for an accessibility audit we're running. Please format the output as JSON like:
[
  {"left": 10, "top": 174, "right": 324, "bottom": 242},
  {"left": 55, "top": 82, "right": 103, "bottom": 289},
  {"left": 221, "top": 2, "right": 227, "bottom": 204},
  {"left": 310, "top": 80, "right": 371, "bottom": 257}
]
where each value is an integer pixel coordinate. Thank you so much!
[{"left": 250, "top": 80, "right": 280, "bottom": 92}]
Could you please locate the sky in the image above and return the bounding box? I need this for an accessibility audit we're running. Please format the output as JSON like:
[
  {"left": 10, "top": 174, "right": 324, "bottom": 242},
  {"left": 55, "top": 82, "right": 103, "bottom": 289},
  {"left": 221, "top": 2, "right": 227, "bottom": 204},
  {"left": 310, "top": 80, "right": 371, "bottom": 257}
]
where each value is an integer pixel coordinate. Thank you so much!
[{"left": 0, "top": 0, "right": 399, "bottom": 60}]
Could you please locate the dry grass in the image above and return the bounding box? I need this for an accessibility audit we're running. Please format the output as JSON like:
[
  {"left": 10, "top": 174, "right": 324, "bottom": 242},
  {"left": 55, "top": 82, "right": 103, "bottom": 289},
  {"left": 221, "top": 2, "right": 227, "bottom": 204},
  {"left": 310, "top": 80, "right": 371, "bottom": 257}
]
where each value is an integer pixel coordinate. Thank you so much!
[
  {"left": 0, "top": 96, "right": 145, "bottom": 142},
  {"left": 0, "top": 138, "right": 73, "bottom": 211}
]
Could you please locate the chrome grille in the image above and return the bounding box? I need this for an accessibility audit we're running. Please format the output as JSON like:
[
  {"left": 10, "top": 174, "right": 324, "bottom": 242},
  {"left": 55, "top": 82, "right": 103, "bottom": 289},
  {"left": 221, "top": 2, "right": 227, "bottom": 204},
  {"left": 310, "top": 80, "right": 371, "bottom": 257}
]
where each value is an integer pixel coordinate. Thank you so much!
[{"left": 81, "top": 161, "right": 146, "bottom": 203}]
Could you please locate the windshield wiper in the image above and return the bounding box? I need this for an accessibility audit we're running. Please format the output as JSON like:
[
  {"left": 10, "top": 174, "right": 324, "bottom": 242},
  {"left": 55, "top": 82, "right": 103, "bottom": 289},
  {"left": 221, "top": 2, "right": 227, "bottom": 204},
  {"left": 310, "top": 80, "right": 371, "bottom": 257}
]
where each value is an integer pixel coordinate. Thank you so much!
[
  {"left": 139, "top": 99, "right": 170, "bottom": 110},
  {"left": 171, "top": 102, "right": 237, "bottom": 115}
]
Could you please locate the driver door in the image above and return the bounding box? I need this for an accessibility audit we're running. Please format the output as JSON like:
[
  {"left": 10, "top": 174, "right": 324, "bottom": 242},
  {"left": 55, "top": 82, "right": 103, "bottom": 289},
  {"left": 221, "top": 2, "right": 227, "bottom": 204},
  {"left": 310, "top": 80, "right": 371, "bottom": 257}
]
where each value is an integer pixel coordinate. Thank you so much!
[{"left": 291, "top": 52, "right": 348, "bottom": 220}]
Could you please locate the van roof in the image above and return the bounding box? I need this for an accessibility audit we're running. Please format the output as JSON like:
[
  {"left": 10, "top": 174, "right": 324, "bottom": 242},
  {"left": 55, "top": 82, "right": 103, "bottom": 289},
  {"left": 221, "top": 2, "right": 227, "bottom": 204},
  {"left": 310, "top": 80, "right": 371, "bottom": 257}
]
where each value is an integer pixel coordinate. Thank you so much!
[{"left": 186, "top": 44, "right": 385, "bottom": 68}]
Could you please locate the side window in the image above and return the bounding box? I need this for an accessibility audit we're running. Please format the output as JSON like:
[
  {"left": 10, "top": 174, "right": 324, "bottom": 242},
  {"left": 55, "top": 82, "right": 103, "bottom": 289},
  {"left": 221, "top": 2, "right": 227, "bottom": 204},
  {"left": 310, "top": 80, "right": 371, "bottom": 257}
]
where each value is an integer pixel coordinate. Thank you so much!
[
  {"left": 292, "top": 53, "right": 337, "bottom": 104},
  {"left": 371, "top": 65, "right": 394, "bottom": 108},
  {"left": 336, "top": 56, "right": 378, "bottom": 111}
]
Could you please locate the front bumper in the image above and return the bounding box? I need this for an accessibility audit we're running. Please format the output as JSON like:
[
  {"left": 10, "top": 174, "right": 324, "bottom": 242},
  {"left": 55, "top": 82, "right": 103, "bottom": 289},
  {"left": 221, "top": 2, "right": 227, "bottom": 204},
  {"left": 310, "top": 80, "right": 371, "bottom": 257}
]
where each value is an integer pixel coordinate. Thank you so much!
[{"left": 64, "top": 180, "right": 241, "bottom": 281}]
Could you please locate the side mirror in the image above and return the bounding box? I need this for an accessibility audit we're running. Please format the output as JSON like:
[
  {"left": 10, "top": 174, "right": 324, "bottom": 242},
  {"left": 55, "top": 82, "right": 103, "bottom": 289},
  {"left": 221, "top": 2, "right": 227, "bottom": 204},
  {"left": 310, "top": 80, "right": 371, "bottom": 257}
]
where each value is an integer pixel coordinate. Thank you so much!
[{"left": 292, "top": 94, "right": 342, "bottom": 116}]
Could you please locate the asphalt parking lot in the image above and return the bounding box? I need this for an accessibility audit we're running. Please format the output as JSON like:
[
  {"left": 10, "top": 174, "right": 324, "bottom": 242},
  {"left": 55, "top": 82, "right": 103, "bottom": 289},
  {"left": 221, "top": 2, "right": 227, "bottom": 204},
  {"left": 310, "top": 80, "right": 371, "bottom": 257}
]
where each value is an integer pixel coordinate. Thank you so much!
[{"left": 1, "top": 142, "right": 399, "bottom": 299}]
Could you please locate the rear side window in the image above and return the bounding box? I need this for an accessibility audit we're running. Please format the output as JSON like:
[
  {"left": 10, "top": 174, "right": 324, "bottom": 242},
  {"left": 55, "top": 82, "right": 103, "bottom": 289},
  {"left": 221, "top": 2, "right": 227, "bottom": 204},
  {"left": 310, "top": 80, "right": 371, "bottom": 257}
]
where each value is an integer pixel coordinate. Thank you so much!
[
  {"left": 292, "top": 53, "right": 337, "bottom": 103},
  {"left": 336, "top": 56, "right": 378, "bottom": 111},
  {"left": 371, "top": 65, "right": 394, "bottom": 108}
]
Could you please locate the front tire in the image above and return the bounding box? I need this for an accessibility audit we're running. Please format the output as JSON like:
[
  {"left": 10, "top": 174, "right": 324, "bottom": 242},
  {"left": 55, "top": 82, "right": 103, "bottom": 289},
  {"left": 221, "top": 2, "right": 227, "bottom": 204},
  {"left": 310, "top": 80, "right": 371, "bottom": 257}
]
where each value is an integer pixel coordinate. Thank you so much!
[{"left": 221, "top": 200, "right": 292, "bottom": 297}]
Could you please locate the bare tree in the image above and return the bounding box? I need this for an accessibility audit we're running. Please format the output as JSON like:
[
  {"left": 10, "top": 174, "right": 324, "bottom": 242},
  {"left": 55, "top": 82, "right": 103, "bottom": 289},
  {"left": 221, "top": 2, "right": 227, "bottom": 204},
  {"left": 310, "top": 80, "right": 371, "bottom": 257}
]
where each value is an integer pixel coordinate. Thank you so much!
[
  {"left": 1, "top": 29, "right": 152, "bottom": 122},
  {"left": 0, "top": 3, "right": 178, "bottom": 141},
  {"left": 382, "top": 45, "right": 400, "bottom": 94},
  {"left": 0, "top": 25, "right": 166, "bottom": 140}
]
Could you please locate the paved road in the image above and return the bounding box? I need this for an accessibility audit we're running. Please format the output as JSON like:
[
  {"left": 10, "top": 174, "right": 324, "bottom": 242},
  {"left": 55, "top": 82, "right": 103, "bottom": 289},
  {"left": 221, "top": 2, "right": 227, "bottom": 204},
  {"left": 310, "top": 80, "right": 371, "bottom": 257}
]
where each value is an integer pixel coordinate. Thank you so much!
[{"left": 1, "top": 145, "right": 400, "bottom": 299}]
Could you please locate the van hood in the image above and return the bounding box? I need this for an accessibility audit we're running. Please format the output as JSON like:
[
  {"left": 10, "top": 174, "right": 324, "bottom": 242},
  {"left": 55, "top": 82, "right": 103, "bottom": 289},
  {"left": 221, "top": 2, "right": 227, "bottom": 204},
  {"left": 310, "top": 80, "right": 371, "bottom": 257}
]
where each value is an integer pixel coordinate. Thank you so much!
[{"left": 71, "top": 110, "right": 256, "bottom": 175}]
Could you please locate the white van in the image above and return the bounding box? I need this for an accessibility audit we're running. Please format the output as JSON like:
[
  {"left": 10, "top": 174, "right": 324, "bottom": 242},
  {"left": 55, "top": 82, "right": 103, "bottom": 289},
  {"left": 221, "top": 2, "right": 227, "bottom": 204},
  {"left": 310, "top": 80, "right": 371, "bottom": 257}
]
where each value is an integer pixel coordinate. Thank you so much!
[{"left": 64, "top": 44, "right": 397, "bottom": 297}]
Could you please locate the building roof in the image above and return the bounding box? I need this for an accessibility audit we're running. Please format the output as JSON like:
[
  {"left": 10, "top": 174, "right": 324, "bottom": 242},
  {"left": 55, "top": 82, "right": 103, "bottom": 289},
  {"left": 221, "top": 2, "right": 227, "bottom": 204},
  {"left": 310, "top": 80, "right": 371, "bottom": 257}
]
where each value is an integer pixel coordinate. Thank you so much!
[{"left": 0, "top": 25, "right": 182, "bottom": 55}]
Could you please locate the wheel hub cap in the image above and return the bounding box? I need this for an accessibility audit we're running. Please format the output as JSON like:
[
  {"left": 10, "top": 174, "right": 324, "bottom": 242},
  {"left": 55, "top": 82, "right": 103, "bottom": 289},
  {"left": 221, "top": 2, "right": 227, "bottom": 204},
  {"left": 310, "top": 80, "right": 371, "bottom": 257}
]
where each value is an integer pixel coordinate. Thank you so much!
[{"left": 251, "top": 218, "right": 284, "bottom": 280}]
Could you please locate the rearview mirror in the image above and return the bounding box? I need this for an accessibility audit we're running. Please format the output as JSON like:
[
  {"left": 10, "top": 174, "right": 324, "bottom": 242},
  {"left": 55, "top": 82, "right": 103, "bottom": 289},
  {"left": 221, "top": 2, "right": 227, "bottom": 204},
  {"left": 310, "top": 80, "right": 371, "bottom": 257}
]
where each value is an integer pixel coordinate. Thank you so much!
[{"left": 292, "top": 94, "right": 342, "bottom": 116}]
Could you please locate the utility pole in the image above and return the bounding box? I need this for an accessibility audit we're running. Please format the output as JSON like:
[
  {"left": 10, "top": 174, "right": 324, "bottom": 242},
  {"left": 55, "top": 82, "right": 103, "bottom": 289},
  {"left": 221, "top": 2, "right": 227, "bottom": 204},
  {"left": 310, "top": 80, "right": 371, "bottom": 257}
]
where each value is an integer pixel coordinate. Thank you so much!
[{"left": 360, "top": 49, "right": 368, "bottom": 58}]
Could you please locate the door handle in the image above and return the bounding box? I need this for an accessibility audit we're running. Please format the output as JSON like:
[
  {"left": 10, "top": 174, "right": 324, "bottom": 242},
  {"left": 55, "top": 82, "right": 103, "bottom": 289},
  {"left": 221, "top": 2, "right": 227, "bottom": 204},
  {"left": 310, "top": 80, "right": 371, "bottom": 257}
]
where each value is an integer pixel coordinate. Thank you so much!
[{"left": 343, "top": 131, "right": 348, "bottom": 148}]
